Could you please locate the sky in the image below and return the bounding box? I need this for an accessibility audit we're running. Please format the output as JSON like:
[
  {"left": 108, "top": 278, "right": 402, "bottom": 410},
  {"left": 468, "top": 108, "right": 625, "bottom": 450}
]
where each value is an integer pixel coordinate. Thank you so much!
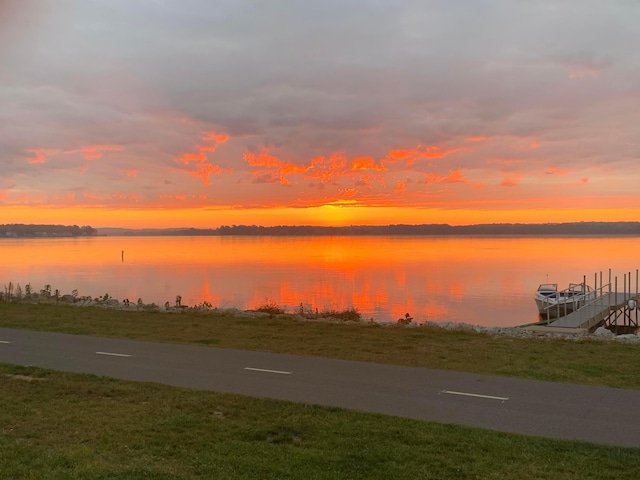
[{"left": 1, "top": 0, "right": 640, "bottom": 228}]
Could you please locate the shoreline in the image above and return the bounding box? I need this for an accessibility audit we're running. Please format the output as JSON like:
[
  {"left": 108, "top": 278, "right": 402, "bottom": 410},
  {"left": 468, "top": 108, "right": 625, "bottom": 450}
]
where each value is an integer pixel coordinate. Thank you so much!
[{"left": 3, "top": 290, "right": 639, "bottom": 343}]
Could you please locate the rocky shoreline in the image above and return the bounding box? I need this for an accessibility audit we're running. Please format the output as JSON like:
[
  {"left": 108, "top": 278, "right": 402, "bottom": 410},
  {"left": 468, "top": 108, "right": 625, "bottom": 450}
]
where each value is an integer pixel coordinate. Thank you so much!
[{"left": 5, "top": 290, "right": 640, "bottom": 343}]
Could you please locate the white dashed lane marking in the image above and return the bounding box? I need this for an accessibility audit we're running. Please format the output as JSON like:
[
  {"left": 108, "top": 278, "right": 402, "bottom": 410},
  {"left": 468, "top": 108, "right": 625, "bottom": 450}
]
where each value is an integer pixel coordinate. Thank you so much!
[
  {"left": 244, "top": 367, "right": 292, "bottom": 375},
  {"left": 442, "top": 390, "right": 509, "bottom": 402}
]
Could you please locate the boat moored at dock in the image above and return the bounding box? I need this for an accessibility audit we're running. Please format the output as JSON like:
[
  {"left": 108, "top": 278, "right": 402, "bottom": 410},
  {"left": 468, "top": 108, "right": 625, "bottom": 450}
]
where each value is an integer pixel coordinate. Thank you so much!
[{"left": 535, "top": 282, "right": 594, "bottom": 318}]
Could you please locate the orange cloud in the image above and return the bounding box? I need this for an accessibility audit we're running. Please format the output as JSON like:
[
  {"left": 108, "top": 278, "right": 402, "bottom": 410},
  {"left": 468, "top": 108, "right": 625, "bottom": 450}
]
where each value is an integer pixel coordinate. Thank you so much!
[
  {"left": 176, "top": 145, "right": 219, "bottom": 164},
  {"left": 280, "top": 163, "right": 309, "bottom": 175},
  {"left": 388, "top": 145, "right": 461, "bottom": 165},
  {"left": 243, "top": 145, "right": 464, "bottom": 190},
  {"left": 426, "top": 169, "right": 483, "bottom": 188},
  {"left": 529, "top": 141, "right": 540, "bottom": 149},
  {"left": 306, "top": 153, "right": 347, "bottom": 183},
  {"left": 188, "top": 164, "right": 228, "bottom": 186},
  {"left": 394, "top": 180, "right": 407, "bottom": 193},
  {"left": 388, "top": 149, "right": 414, "bottom": 160},
  {"left": 350, "top": 157, "right": 387, "bottom": 172},
  {"left": 64, "top": 144, "right": 123, "bottom": 159},
  {"left": 176, "top": 151, "right": 207, "bottom": 164},
  {"left": 441, "top": 169, "right": 465, "bottom": 183},
  {"left": 27, "top": 148, "right": 61, "bottom": 164},
  {"left": 243, "top": 148, "right": 284, "bottom": 168},
  {"left": 500, "top": 177, "right": 518, "bottom": 187},
  {"left": 355, "top": 173, "right": 385, "bottom": 190},
  {"left": 199, "top": 145, "right": 218, "bottom": 152},
  {"left": 243, "top": 148, "right": 309, "bottom": 184},
  {"left": 202, "top": 131, "right": 229, "bottom": 143},
  {"left": 176, "top": 132, "right": 230, "bottom": 185},
  {"left": 126, "top": 169, "right": 137, "bottom": 177},
  {"left": 244, "top": 148, "right": 355, "bottom": 185},
  {"left": 420, "top": 146, "right": 461, "bottom": 160},
  {"left": 465, "top": 136, "right": 490, "bottom": 142}
]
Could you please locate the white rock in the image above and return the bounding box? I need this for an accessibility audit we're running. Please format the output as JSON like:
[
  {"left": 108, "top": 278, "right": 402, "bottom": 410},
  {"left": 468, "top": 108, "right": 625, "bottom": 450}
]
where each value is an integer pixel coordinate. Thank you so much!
[
  {"left": 438, "top": 322, "right": 455, "bottom": 330},
  {"left": 614, "top": 334, "right": 638, "bottom": 340},
  {"left": 594, "top": 326, "right": 614, "bottom": 337}
]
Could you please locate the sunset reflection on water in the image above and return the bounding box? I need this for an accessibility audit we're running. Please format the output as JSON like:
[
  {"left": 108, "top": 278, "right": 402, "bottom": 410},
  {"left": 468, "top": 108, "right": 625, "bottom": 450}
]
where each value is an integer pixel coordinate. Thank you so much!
[{"left": 3, "top": 235, "right": 640, "bottom": 326}]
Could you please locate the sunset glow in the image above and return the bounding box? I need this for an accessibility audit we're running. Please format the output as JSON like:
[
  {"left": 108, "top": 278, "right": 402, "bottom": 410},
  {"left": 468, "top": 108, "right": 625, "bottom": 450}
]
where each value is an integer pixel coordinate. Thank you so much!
[{"left": 2, "top": 1, "right": 640, "bottom": 228}]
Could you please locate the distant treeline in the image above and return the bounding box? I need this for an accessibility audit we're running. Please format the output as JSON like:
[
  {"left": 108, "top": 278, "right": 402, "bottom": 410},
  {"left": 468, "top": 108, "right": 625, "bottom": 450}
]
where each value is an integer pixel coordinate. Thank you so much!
[
  {"left": 107, "top": 222, "right": 640, "bottom": 237},
  {"left": 1, "top": 224, "right": 98, "bottom": 237}
]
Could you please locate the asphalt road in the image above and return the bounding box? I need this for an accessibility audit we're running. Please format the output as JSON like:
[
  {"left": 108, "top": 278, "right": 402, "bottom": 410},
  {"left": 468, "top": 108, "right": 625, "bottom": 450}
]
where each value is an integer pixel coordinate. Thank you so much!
[{"left": 1, "top": 327, "right": 639, "bottom": 448}]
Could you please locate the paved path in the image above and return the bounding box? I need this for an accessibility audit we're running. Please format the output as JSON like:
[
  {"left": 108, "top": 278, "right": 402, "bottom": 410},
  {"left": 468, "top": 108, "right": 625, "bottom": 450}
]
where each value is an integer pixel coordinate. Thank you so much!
[{"left": 1, "top": 327, "right": 639, "bottom": 448}]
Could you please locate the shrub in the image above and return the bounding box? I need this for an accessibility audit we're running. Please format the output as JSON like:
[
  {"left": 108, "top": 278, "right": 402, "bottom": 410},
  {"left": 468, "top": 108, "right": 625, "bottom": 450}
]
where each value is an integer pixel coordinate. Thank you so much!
[
  {"left": 256, "top": 301, "right": 285, "bottom": 315},
  {"left": 320, "top": 307, "right": 361, "bottom": 322}
]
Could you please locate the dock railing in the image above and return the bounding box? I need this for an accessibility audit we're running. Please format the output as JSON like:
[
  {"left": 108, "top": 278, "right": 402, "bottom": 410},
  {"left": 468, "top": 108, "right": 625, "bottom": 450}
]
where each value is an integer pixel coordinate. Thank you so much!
[{"left": 541, "top": 280, "right": 592, "bottom": 322}]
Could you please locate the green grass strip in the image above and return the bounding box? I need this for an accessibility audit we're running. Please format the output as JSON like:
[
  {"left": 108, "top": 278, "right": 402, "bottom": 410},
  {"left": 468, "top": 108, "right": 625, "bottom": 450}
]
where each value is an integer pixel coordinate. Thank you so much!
[{"left": 1, "top": 363, "right": 639, "bottom": 480}]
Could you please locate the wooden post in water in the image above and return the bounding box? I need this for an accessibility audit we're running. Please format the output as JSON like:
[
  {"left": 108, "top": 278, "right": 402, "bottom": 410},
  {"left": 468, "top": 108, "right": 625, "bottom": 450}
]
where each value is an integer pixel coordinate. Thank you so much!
[
  {"left": 615, "top": 276, "right": 618, "bottom": 317},
  {"left": 628, "top": 272, "right": 632, "bottom": 327},
  {"left": 634, "top": 268, "right": 638, "bottom": 326},
  {"left": 609, "top": 269, "right": 612, "bottom": 312}
]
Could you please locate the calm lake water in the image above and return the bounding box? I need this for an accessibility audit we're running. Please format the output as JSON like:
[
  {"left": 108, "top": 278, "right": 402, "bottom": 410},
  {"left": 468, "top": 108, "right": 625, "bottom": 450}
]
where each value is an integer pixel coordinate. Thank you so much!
[{"left": 2, "top": 235, "right": 639, "bottom": 327}]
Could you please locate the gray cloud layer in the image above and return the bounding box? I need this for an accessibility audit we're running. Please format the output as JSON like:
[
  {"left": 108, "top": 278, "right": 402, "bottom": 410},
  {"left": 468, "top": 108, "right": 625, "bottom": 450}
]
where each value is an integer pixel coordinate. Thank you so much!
[{"left": 1, "top": 0, "right": 640, "bottom": 211}]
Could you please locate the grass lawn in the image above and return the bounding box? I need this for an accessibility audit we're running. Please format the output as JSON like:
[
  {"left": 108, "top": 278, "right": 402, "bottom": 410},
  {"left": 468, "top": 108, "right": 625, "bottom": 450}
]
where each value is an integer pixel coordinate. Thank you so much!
[
  {"left": 1, "top": 363, "right": 639, "bottom": 480},
  {"left": 1, "top": 302, "right": 640, "bottom": 389}
]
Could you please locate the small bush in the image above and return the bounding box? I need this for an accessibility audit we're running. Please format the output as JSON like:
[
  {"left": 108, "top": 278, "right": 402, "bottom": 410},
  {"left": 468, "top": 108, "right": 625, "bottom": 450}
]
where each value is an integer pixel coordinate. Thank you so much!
[
  {"left": 256, "top": 301, "right": 285, "bottom": 315},
  {"left": 319, "top": 307, "right": 361, "bottom": 322},
  {"left": 192, "top": 300, "right": 212, "bottom": 310}
]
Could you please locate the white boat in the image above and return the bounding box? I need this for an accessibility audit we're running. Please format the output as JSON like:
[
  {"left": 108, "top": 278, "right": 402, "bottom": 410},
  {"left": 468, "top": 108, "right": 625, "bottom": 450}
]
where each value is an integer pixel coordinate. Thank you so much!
[{"left": 535, "top": 283, "right": 594, "bottom": 318}]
